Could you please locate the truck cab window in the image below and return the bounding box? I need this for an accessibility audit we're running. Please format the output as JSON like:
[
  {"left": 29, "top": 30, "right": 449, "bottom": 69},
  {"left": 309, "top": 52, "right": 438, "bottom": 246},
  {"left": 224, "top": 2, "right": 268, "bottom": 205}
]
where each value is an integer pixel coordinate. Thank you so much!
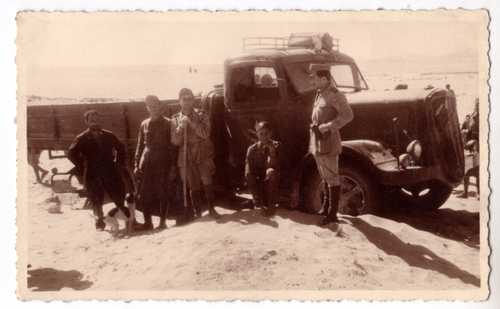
[
  {"left": 284, "top": 62, "right": 368, "bottom": 94},
  {"left": 253, "top": 67, "right": 280, "bottom": 102},
  {"left": 330, "top": 64, "right": 355, "bottom": 89},
  {"left": 232, "top": 66, "right": 280, "bottom": 107}
]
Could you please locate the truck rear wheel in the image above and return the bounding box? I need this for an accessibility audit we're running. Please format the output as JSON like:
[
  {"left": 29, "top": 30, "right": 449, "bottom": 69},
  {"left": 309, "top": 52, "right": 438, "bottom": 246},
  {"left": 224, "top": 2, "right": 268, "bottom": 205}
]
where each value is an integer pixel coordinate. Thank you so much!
[
  {"left": 301, "top": 164, "right": 380, "bottom": 216},
  {"left": 392, "top": 180, "right": 452, "bottom": 211}
]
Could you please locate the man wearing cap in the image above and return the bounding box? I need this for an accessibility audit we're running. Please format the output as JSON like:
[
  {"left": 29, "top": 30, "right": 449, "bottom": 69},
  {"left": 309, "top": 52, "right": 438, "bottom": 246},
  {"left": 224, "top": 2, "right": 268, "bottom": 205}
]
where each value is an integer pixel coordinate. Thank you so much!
[
  {"left": 171, "top": 88, "right": 220, "bottom": 220},
  {"left": 245, "top": 121, "right": 280, "bottom": 216},
  {"left": 68, "top": 110, "right": 127, "bottom": 230},
  {"left": 309, "top": 64, "right": 353, "bottom": 225}
]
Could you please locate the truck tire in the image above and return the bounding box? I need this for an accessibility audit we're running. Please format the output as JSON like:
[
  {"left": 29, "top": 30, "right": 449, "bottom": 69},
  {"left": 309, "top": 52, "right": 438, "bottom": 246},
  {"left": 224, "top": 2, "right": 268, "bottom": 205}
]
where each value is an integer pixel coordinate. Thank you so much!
[
  {"left": 301, "top": 163, "right": 380, "bottom": 216},
  {"left": 392, "top": 180, "right": 452, "bottom": 211}
]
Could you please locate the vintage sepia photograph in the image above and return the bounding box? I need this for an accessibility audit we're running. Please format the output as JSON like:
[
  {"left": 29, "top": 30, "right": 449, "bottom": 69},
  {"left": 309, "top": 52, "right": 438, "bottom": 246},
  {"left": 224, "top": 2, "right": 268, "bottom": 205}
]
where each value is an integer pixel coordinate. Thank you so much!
[{"left": 16, "top": 10, "right": 490, "bottom": 300}]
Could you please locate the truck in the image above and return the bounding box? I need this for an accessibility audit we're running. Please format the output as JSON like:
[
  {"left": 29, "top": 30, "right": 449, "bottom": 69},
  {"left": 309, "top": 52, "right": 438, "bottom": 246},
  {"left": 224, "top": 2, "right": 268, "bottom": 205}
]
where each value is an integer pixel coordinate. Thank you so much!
[{"left": 26, "top": 33, "right": 465, "bottom": 215}]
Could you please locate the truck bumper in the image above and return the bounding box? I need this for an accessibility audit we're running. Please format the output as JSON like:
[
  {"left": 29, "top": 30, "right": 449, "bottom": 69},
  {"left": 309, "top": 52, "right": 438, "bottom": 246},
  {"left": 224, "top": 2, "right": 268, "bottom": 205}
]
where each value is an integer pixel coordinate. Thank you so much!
[{"left": 375, "top": 160, "right": 447, "bottom": 186}]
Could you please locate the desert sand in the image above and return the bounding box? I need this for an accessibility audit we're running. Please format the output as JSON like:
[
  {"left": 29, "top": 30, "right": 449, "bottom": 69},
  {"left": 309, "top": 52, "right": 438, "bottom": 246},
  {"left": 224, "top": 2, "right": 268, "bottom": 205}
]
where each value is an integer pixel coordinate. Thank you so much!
[{"left": 25, "top": 153, "right": 481, "bottom": 292}]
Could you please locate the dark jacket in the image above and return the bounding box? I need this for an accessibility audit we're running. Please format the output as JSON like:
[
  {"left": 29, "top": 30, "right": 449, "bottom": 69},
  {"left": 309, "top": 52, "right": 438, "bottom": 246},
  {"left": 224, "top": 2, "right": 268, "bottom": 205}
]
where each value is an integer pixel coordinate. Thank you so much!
[
  {"left": 245, "top": 140, "right": 280, "bottom": 179},
  {"left": 68, "top": 128, "right": 126, "bottom": 177}
]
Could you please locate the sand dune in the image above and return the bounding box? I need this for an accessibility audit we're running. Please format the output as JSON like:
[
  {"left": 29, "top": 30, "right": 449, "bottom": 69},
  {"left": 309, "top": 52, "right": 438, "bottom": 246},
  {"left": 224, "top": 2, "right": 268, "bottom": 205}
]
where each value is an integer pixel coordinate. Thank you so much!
[{"left": 25, "top": 167, "right": 481, "bottom": 292}]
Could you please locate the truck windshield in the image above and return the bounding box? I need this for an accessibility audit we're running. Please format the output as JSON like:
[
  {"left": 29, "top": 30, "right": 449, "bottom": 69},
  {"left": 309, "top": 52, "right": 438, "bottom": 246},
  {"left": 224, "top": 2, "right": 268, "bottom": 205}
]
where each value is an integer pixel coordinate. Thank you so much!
[{"left": 285, "top": 62, "right": 368, "bottom": 93}]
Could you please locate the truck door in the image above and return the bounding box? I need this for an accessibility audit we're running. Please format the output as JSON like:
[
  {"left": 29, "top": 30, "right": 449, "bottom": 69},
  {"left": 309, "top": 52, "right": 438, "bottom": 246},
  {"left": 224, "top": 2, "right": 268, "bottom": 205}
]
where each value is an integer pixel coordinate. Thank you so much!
[{"left": 224, "top": 61, "right": 285, "bottom": 187}]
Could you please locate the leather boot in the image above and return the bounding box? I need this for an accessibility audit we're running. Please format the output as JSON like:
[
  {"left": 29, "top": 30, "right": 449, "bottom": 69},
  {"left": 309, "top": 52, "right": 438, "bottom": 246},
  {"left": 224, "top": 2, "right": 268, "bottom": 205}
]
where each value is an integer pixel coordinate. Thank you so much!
[
  {"left": 158, "top": 214, "right": 167, "bottom": 229},
  {"left": 95, "top": 218, "right": 105, "bottom": 230},
  {"left": 326, "top": 186, "right": 340, "bottom": 223},
  {"left": 93, "top": 202, "right": 106, "bottom": 230},
  {"left": 204, "top": 185, "right": 221, "bottom": 219},
  {"left": 142, "top": 212, "right": 154, "bottom": 230},
  {"left": 318, "top": 182, "right": 330, "bottom": 216},
  {"left": 319, "top": 185, "right": 340, "bottom": 225}
]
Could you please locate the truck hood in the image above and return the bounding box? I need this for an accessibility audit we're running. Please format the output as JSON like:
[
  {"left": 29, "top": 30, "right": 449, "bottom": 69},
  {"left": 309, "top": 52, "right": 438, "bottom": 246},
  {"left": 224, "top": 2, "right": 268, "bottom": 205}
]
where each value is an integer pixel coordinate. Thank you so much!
[{"left": 346, "top": 88, "right": 443, "bottom": 105}]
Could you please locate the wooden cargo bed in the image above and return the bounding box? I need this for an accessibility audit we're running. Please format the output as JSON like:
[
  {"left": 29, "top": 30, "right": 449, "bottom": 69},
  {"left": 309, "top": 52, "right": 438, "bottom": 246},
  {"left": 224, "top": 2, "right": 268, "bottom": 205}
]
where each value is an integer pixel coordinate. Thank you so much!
[{"left": 27, "top": 99, "right": 183, "bottom": 153}]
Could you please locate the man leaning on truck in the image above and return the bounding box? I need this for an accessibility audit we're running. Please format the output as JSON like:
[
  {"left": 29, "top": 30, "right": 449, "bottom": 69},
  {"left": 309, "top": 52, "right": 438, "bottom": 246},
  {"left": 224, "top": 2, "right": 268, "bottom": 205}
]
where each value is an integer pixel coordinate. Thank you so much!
[
  {"left": 309, "top": 64, "right": 354, "bottom": 226},
  {"left": 68, "top": 110, "right": 128, "bottom": 230}
]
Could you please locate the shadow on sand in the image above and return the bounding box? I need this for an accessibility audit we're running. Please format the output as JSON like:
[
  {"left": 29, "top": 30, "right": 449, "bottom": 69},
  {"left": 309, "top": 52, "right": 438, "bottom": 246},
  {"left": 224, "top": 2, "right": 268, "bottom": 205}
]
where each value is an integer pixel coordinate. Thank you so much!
[
  {"left": 347, "top": 217, "right": 481, "bottom": 287},
  {"left": 215, "top": 209, "right": 279, "bottom": 228},
  {"left": 27, "top": 267, "right": 93, "bottom": 291},
  {"left": 378, "top": 206, "right": 479, "bottom": 249}
]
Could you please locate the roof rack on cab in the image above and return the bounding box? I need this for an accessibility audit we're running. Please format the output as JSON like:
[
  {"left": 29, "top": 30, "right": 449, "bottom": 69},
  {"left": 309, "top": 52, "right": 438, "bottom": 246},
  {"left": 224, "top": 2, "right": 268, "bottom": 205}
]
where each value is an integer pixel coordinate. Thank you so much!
[{"left": 242, "top": 32, "right": 339, "bottom": 53}]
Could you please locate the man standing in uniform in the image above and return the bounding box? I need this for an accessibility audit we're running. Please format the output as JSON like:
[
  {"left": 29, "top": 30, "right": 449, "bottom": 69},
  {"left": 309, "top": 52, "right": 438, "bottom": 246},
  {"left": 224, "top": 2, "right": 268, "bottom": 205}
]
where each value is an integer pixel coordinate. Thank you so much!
[
  {"left": 68, "top": 110, "right": 127, "bottom": 230},
  {"left": 172, "top": 88, "right": 220, "bottom": 220},
  {"left": 309, "top": 64, "right": 354, "bottom": 226}
]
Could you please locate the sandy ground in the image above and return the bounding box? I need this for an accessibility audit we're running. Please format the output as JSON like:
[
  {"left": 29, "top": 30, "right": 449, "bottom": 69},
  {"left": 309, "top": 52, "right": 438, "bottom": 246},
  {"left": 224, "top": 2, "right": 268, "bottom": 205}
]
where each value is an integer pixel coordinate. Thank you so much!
[{"left": 23, "top": 155, "right": 482, "bottom": 292}]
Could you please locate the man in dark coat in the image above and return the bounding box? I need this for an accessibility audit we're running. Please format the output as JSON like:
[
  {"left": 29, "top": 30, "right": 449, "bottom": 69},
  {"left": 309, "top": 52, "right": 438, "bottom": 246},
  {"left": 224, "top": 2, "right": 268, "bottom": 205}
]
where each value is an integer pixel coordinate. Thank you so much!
[
  {"left": 68, "top": 110, "right": 127, "bottom": 230},
  {"left": 134, "top": 95, "right": 177, "bottom": 230}
]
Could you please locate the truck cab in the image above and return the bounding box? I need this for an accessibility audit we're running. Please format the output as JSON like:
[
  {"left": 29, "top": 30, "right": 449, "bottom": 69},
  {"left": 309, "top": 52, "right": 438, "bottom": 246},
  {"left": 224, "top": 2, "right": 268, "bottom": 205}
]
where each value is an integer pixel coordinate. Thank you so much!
[{"left": 207, "top": 33, "right": 464, "bottom": 214}]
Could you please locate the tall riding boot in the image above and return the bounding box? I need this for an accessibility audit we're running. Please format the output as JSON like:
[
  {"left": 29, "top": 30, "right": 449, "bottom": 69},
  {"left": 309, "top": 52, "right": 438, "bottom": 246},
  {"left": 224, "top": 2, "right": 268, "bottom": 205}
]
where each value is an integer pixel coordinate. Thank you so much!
[
  {"left": 327, "top": 185, "right": 340, "bottom": 222},
  {"left": 204, "top": 185, "right": 220, "bottom": 219},
  {"left": 319, "top": 185, "right": 340, "bottom": 226},
  {"left": 318, "top": 181, "right": 330, "bottom": 216}
]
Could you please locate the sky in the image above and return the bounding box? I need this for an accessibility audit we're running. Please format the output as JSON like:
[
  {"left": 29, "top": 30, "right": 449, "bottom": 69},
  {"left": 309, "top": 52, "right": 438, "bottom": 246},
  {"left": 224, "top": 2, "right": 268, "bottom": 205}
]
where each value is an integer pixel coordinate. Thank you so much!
[{"left": 16, "top": 11, "right": 485, "bottom": 68}]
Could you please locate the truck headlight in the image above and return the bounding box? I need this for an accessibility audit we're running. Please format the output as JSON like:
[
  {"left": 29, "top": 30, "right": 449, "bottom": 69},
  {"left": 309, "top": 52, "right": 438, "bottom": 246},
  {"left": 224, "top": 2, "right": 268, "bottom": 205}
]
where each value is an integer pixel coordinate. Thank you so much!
[
  {"left": 406, "top": 140, "right": 422, "bottom": 162},
  {"left": 398, "top": 153, "right": 412, "bottom": 170}
]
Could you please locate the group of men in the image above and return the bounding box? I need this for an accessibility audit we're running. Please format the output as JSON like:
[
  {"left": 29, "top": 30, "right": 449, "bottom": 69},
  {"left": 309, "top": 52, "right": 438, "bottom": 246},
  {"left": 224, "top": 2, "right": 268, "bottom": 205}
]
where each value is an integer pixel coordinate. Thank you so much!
[
  {"left": 66, "top": 64, "right": 353, "bottom": 231},
  {"left": 459, "top": 98, "right": 480, "bottom": 199}
]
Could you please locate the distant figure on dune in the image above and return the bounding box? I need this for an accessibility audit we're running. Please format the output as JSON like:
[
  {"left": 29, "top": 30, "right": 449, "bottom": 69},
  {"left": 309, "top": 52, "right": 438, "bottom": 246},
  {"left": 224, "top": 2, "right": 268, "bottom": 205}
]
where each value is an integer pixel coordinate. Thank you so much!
[{"left": 445, "top": 84, "right": 455, "bottom": 96}]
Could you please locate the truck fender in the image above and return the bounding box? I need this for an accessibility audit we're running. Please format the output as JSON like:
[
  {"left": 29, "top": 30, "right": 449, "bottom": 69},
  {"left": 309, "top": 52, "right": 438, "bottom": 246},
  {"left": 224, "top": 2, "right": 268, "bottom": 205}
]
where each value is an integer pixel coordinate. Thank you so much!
[{"left": 340, "top": 140, "right": 396, "bottom": 176}]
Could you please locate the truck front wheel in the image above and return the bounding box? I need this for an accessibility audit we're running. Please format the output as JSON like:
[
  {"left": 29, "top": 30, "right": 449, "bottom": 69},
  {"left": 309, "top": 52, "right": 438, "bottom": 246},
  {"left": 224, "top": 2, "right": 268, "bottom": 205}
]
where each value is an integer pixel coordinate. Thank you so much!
[{"left": 301, "top": 164, "right": 380, "bottom": 216}]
